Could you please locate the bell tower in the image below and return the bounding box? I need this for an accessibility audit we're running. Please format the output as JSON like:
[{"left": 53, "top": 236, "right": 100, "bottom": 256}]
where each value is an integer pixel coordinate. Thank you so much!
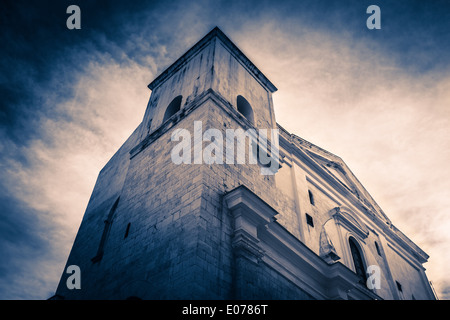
[
  {"left": 138, "top": 27, "right": 277, "bottom": 141},
  {"left": 54, "top": 27, "right": 287, "bottom": 300}
]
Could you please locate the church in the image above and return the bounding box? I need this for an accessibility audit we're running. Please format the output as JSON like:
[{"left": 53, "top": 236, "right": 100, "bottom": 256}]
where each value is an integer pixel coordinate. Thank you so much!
[{"left": 52, "top": 27, "right": 435, "bottom": 300}]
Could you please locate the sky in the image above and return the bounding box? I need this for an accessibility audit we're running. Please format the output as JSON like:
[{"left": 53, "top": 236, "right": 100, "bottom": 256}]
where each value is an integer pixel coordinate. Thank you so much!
[{"left": 0, "top": 0, "right": 449, "bottom": 299}]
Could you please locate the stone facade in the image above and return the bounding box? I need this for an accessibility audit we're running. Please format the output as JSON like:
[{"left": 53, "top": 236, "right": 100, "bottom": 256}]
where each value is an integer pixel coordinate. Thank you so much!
[{"left": 53, "top": 27, "right": 435, "bottom": 300}]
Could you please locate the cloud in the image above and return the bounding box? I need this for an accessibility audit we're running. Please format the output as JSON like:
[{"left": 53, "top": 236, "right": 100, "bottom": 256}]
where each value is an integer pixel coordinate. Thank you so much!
[{"left": 0, "top": 192, "right": 54, "bottom": 299}]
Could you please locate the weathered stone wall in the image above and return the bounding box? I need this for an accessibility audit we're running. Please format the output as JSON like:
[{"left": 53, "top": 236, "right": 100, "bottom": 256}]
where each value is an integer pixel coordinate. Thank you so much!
[
  {"left": 234, "top": 257, "right": 314, "bottom": 300},
  {"left": 211, "top": 38, "right": 276, "bottom": 130},
  {"left": 384, "top": 243, "right": 432, "bottom": 300},
  {"left": 56, "top": 104, "right": 211, "bottom": 299}
]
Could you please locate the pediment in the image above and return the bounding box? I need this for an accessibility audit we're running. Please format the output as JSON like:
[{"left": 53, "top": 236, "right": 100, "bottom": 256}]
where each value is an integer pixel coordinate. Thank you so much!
[{"left": 330, "top": 206, "right": 369, "bottom": 239}]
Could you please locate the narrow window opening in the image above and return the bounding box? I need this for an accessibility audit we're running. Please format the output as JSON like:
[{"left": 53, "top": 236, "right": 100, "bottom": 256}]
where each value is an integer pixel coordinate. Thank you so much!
[
  {"left": 396, "top": 281, "right": 405, "bottom": 299},
  {"left": 236, "top": 95, "right": 254, "bottom": 124},
  {"left": 92, "top": 197, "right": 120, "bottom": 263},
  {"left": 308, "top": 190, "right": 315, "bottom": 206},
  {"left": 124, "top": 222, "right": 131, "bottom": 239},
  {"left": 163, "top": 95, "right": 182, "bottom": 123},
  {"left": 396, "top": 281, "right": 403, "bottom": 292},
  {"left": 306, "top": 213, "right": 314, "bottom": 227},
  {"left": 375, "top": 241, "right": 382, "bottom": 256}
]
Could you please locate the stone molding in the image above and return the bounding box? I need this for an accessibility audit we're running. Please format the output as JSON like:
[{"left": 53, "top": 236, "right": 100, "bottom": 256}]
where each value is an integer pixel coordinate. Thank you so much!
[{"left": 224, "top": 185, "right": 381, "bottom": 300}]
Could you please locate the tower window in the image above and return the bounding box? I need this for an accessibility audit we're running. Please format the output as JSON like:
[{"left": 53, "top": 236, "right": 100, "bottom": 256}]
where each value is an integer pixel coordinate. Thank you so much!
[
  {"left": 124, "top": 222, "right": 131, "bottom": 239},
  {"left": 396, "top": 281, "right": 403, "bottom": 292},
  {"left": 306, "top": 213, "right": 314, "bottom": 227},
  {"left": 236, "top": 95, "right": 254, "bottom": 124},
  {"left": 375, "top": 241, "right": 382, "bottom": 256},
  {"left": 163, "top": 95, "right": 182, "bottom": 123},
  {"left": 308, "top": 190, "right": 315, "bottom": 206},
  {"left": 396, "top": 281, "right": 405, "bottom": 299},
  {"left": 92, "top": 197, "right": 120, "bottom": 263}
]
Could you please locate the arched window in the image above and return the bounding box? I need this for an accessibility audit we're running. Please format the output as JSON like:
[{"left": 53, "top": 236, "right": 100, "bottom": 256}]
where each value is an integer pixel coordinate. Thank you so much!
[
  {"left": 236, "top": 95, "right": 254, "bottom": 124},
  {"left": 163, "top": 95, "right": 182, "bottom": 123},
  {"left": 349, "top": 237, "right": 367, "bottom": 284}
]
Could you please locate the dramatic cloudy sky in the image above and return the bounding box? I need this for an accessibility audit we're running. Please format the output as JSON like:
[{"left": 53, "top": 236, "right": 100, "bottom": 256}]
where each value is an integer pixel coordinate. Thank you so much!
[{"left": 1, "top": 0, "right": 449, "bottom": 299}]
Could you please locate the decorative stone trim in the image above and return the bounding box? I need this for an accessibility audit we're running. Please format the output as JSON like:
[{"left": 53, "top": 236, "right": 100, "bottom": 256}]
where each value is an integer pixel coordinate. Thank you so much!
[
  {"left": 224, "top": 185, "right": 382, "bottom": 300},
  {"left": 331, "top": 207, "right": 369, "bottom": 239}
]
